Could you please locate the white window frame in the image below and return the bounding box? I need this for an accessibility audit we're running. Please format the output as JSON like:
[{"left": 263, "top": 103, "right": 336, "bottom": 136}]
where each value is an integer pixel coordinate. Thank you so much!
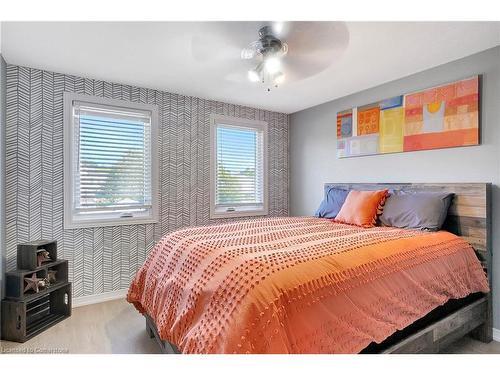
[
  {"left": 63, "top": 92, "right": 159, "bottom": 229},
  {"left": 210, "top": 114, "right": 268, "bottom": 219}
]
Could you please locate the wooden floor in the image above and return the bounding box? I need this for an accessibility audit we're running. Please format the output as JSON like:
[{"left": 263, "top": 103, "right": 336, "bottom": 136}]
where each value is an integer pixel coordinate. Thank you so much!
[{"left": 1, "top": 298, "right": 500, "bottom": 354}]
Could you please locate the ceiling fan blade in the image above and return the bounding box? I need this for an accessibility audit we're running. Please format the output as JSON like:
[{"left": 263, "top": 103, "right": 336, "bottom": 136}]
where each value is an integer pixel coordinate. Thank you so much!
[
  {"left": 191, "top": 34, "right": 242, "bottom": 62},
  {"left": 286, "top": 22, "right": 349, "bottom": 54},
  {"left": 280, "top": 22, "right": 350, "bottom": 81},
  {"left": 281, "top": 55, "right": 331, "bottom": 81}
]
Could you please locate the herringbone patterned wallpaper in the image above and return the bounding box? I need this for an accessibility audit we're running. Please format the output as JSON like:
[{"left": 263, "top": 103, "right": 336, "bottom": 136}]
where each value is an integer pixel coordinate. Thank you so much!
[{"left": 5, "top": 65, "right": 289, "bottom": 297}]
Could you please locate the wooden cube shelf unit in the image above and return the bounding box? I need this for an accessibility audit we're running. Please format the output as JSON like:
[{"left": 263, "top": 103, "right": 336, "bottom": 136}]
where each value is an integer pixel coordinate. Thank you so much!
[
  {"left": 2, "top": 240, "right": 71, "bottom": 343},
  {"left": 1, "top": 283, "right": 71, "bottom": 343},
  {"left": 6, "top": 268, "right": 48, "bottom": 300},
  {"left": 5, "top": 260, "right": 68, "bottom": 300},
  {"left": 17, "top": 240, "right": 57, "bottom": 271}
]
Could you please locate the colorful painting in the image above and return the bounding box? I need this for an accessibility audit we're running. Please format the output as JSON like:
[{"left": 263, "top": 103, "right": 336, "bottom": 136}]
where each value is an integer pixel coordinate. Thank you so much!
[
  {"left": 357, "top": 104, "right": 380, "bottom": 135},
  {"left": 336, "top": 76, "right": 479, "bottom": 158}
]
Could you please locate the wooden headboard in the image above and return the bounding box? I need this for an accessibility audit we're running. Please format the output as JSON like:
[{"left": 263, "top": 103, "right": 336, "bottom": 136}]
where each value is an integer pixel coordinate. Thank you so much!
[{"left": 323, "top": 183, "right": 492, "bottom": 273}]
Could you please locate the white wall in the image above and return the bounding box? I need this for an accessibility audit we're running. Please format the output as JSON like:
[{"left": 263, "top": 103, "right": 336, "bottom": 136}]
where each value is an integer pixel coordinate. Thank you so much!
[{"left": 289, "top": 46, "right": 500, "bottom": 329}]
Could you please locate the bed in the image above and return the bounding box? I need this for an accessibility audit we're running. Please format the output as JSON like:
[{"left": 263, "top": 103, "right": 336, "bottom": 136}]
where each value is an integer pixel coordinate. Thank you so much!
[{"left": 127, "top": 183, "right": 492, "bottom": 354}]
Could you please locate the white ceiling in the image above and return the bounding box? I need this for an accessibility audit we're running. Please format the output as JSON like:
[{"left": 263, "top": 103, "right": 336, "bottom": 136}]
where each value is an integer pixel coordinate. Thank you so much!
[{"left": 1, "top": 22, "right": 499, "bottom": 114}]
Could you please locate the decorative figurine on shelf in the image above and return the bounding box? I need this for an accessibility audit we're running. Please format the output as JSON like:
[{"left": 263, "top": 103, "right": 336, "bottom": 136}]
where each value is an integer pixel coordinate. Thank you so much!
[
  {"left": 47, "top": 270, "right": 57, "bottom": 285},
  {"left": 24, "top": 273, "right": 46, "bottom": 293},
  {"left": 36, "top": 249, "right": 51, "bottom": 267}
]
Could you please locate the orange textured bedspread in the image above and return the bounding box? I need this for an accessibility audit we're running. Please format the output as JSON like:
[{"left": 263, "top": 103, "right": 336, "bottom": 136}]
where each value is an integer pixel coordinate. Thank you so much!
[{"left": 127, "top": 217, "right": 489, "bottom": 354}]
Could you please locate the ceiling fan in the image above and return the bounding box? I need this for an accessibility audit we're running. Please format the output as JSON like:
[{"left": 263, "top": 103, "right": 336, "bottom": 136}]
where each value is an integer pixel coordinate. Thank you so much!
[
  {"left": 190, "top": 22, "right": 350, "bottom": 90},
  {"left": 241, "top": 25, "right": 288, "bottom": 90}
]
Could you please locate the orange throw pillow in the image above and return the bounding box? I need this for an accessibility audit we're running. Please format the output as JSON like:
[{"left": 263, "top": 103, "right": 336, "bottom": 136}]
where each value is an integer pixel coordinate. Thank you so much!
[{"left": 334, "top": 189, "right": 388, "bottom": 228}]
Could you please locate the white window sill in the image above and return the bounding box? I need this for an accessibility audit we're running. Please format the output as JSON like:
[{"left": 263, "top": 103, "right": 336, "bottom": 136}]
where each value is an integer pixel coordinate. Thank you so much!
[
  {"left": 64, "top": 215, "right": 158, "bottom": 229},
  {"left": 210, "top": 206, "right": 268, "bottom": 219}
]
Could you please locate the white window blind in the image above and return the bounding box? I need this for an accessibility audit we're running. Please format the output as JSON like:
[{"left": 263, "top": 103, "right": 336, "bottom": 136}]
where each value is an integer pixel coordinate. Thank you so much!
[
  {"left": 210, "top": 115, "right": 268, "bottom": 218},
  {"left": 64, "top": 93, "right": 158, "bottom": 228},
  {"left": 75, "top": 103, "right": 152, "bottom": 212}
]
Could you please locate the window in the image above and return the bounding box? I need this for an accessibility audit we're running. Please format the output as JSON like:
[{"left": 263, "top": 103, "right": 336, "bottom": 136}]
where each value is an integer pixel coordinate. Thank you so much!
[
  {"left": 210, "top": 115, "right": 268, "bottom": 219},
  {"left": 64, "top": 93, "right": 159, "bottom": 228}
]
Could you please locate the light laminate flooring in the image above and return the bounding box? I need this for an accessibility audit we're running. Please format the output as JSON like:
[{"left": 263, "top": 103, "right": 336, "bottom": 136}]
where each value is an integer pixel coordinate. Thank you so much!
[{"left": 1, "top": 299, "right": 499, "bottom": 354}]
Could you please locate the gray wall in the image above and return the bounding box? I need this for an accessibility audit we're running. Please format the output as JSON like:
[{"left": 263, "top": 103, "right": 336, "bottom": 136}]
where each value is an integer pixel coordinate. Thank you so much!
[
  {"left": 5, "top": 64, "right": 289, "bottom": 298},
  {"left": 290, "top": 46, "right": 500, "bottom": 329},
  {"left": 0, "top": 54, "right": 6, "bottom": 300}
]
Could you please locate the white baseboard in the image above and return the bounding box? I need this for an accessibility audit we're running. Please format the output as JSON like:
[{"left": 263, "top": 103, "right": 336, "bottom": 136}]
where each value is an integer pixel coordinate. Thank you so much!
[
  {"left": 493, "top": 328, "right": 500, "bottom": 342},
  {"left": 73, "top": 289, "right": 128, "bottom": 308}
]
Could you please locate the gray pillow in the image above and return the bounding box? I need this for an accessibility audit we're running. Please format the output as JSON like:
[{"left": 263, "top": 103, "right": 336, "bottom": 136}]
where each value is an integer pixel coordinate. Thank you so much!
[{"left": 379, "top": 191, "right": 454, "bottom": 231}]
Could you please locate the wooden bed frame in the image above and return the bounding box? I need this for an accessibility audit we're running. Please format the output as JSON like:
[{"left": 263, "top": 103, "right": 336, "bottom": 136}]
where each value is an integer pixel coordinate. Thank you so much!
[{"left": 144, "top": 182, "right": 493, "bottom": 354}]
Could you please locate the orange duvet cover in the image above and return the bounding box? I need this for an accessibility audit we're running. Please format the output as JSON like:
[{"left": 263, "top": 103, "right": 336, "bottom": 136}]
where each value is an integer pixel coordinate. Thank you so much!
[{"left": 127, "top": 217, "right": 489, "bottom": 354}]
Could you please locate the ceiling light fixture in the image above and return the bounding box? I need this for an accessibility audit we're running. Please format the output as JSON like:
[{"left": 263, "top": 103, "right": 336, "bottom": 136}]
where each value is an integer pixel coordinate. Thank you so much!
[
  {"left": 264, "top": 57, "right": 281, "bottom": 74},
  {"left": 247, "top": 69, "right": 260, "bottom": 82},
  {"left": 247, "top": 61, "right": 285, "bottom": 90},
  {"left": 242, "top": 25, "right": 288, "bottom": 91}
]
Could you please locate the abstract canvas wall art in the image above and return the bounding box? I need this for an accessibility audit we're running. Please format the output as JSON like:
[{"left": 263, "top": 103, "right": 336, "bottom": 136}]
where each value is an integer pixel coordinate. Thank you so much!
[{"left": 336, "top": 76, "right": 479, "bottom": 158}]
